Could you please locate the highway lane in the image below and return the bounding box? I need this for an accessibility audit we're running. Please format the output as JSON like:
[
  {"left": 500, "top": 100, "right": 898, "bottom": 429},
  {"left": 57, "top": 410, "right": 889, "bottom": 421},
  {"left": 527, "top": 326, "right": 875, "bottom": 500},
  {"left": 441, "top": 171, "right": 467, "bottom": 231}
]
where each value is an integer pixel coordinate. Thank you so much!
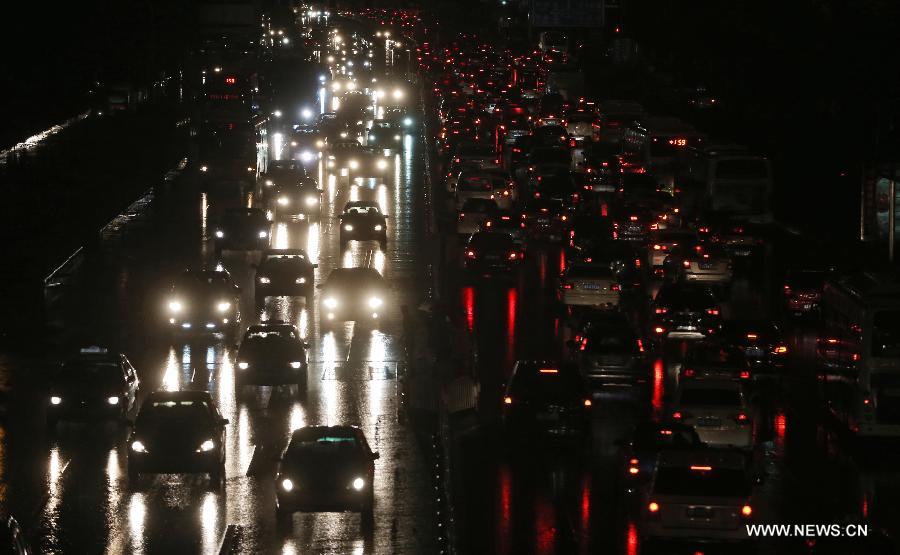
[{"left": 1, "top": 117, "right": 438, "bottom": 553}]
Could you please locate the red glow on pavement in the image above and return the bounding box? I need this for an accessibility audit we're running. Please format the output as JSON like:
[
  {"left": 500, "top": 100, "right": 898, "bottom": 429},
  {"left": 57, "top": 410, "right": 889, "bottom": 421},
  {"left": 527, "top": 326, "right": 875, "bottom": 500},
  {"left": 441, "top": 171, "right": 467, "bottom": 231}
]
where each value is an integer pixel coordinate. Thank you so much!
[
  {"left": 535, "top": 497, "right": 556, "bottom": 555},
  {"left": 558, "top": 248, "right": 566, "bottom": 275},
  {"left": 580, "top": 475, "right": 591, "bottom": 553},
  {"left": 652, "top": 358, "right": 665, "bottom": 416},
  {"left": 626, "top": 522, "right": 639, "bottom": 555},
  {"left": 498, "top": 464, "right": 511, "bottom": 553},
  {"left": 506, "top": 288, "right": 517, "bottom": 369},
  {"left": 462, "top": 286, "right": 475, "bottom": 332}
]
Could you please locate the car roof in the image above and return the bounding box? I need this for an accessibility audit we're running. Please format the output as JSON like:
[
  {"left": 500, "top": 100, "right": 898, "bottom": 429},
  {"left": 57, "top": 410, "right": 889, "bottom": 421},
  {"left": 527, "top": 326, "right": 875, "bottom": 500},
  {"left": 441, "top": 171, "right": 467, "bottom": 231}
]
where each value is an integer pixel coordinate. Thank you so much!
[
  {"left": 290, "top": 425, "right": 363, "bottom": 442},
  {"left": 343, "top": 200, "right": 380, "bottom": 210},
  {"left": 679, "top": 378, "right": 741, "bottom": 392},
  {"left": 146, "top": 390, "right": 214, "bottom": 402},
  {"left": 325, "top": 267, "right": 383, "bottom": 280},
  {"left": 262, "top": 248, "right": 310, "bottom": 259}
]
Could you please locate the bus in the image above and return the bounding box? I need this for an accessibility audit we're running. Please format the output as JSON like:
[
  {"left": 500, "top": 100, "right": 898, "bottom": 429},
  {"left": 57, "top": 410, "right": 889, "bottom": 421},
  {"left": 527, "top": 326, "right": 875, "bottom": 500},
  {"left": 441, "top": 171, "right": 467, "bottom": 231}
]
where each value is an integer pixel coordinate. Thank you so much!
[
  {"left": 683, "top": 145, "right": 773, "bottom": 224},
  {"left": 621, "top": 116, "right": 707, "bottom": 192},
  {"left": 818, "top": 272, "right": 900, "bottom": 439}
]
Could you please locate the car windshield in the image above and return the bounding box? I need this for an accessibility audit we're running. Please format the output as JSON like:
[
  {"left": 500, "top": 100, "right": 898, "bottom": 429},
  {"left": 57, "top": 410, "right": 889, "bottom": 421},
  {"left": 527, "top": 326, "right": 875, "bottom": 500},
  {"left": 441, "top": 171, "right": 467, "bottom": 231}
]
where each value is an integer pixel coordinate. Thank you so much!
[
  {"left": 654, "top": 467, "right": 751, "bottom": 497},
  {"left": 687, "top": 345, "right": 743, "bottom": 366},
  {"left": 458, "top": 176, "right": 496, "bottom": 192},
  {"left": 140, "top": 400, "right": 212, "bottom": 425},
  {"left": 287, "top": 434, "right": 360, "bottom": 460},
  {"left": 530, "top": 149, "right": 570, "bottom": 165},
  {"left": 470, "top": 233, "right": 513, "bottom": 250},
  {"left": 58, "top": 362, "right": 122, "bottom": 385},
  {"left": 344, "top": 205, "right": 381, "bottom": 216},
  {"left": 325, "top": 270, "right": 381, "bottom": 288},
  {"left": 461, "top": 199, "right": 497, "bottom": 212},
  {"left": 873, "top": 310, "right": 900, "bottom": 358},
  {"left": 176, "top": 272, "right": 230, "bottom": 289},
  {"left": 567, "top": 266, "right": 613, "bottom": 279},
  {"left": 509, "top": 367, "right": 583, "bottom": 402},
  {"left": 715, "top": 159, "right": 768, "bottom": 180},
  {"left": 679, "top": 387, "right": 741, "bottom": 406},
  {"left": 586, "top": 330, "right": 638, "bottom": 354},
  {"left": 657, "top": 287, "right": 714, "bottom": 308},
  {"left": 786, "top": 271, "right": 826, "bottom": 289}
]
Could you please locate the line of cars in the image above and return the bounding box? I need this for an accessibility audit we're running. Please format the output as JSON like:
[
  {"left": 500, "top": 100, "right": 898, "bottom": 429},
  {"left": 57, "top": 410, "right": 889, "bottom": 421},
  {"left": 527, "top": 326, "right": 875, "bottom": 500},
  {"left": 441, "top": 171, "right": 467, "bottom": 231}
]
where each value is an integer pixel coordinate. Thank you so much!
[
  {"left": 43, "top": 13, "right": 411, "bottom": 533},
  {"left": 420, "top": 23, "right": 792, "bottom": 548}
]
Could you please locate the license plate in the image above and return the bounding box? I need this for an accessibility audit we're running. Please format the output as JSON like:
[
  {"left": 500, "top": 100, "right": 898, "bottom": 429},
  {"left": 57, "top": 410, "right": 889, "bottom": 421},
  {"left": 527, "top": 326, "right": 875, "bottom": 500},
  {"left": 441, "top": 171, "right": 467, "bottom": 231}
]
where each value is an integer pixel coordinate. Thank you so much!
[
  {"left": 581, "top": 283, "right": 600, "bottom": 290},
  {"left": 678, "top": 325, "right": 698, "bottom": 331},
  {"left": 687, "top": 507, "right": 715, "bottom": 519},
  {"left": 537, "top": 411, "right": 559, "bottom": 422},
  {"left": 696, "top": 417, "right": 721, "bottom": 427},
  {"left": 536, "top": 218, "right": 550, "bottom": 224},
  {"left": 485, "top": 255, "right": 501, "bottom": 261},
  {"left": 803, "top": 304, "right": 812, "bottom": 310},
  {"left": 699, "top": 263, "right": 713, "bottom": 270},
  {"left": 745, "top": 347, "right": 764, "bottom": 357}
]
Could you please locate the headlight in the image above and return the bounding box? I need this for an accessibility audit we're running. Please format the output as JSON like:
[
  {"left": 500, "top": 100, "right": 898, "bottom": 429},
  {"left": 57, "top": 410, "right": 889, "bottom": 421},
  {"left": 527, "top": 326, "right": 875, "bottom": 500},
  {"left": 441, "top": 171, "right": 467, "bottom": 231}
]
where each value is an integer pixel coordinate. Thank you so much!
[
  {"left": 352, "top": 477, "right": 365, "bottom": 491},
  {"left": 290, "top": 361, "right": 303, "bottom": 369},
  {"left": 316, "top": 140, "right": 325, "bottom": 148},
  {"left": 324, "top": 297, "right": 338, "bottom": 308},
  {"left": 197, "top": 439, "right": 215, "bottom": 452},
  {"left": 403, "top": 117, "right": 413, "bottom": 127},
  {"left": 394, "top": 135, "right": 401, "bottom": 141},
  {"left": 107, "top": 396, "right": 120, "bottom": 405},
  {"left": 374, "top": 224, "right": 383, "bottom": 231},
  {"left": 50, "top": 396, "right": 62, "bottom": 405},
  {"left": 258, "top": 276, "right": 270, "bottom": 284},
  {"left": 259, "top": 231, "right": 268, "bottom": 238},
  {"left": 392, "top": 89, "right": 403, "bottom": 100},
  {"left": 265, "top": 179, "right": 274, "bottom": 186},
  {"left": 369, "top": 134, "right": 377, "bottom": 141},
  {"left": 215, "top": 230, "right": 224, "bottom": 238},
  {"left": 217, "top": 302, "right": 231, "bottom": 312},
  {"left": 273, "top": 110, "right": 283, "bottom": 118},
  {"left": 168, "top": 300, "right": 183, "bottom": 312},
  {"left": 344, "top": 224, "right": 354, "bottom": 231},
  {"left": 377, "top": 159, "right": 388, "bottom": 169},
  {"left": 300, "top": 150, "right": 315, "bottom": 162},
  {"left": 295, "top": 277, "right": 306, "bottom": 284},
  {"left": 131, "top": 440, "right": 147, "bottom": 453},
  {"left": 281, "top": 478, "right": 294, "bottom": 491},
  {"left": 200, "top": 165, "right": 208, "bottom": 172},
  {"left": 349, "top": 160, "right": 359, "bottom": 170},
  {"left": 368, "top": 296, "right": 383, "bottom": 308},
  {"left": 277, "top": 197, "right": 289, "bottom": 206},
  {"left": 238, "top": 362, "right": 249, "bottom": 370},
  {"left": 304, "top": 196, "right": 318, "bottom": 206}
]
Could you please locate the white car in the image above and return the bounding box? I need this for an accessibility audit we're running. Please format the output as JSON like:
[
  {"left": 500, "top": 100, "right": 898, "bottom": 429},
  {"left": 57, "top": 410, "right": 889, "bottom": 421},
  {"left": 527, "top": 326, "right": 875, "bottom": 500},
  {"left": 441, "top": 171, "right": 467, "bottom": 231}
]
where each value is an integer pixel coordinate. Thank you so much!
[
  {"left": 560, "top": 264, "right": 621, "bottom": 309},
  {"left": 641, "top": 449, "right": 758, "bottom": 543},
  {"left": 455, "top": 172, "right": 513, "bottom": 210},
  {"left": 671, "top": 379, "right": 754, "bottom": 449}
]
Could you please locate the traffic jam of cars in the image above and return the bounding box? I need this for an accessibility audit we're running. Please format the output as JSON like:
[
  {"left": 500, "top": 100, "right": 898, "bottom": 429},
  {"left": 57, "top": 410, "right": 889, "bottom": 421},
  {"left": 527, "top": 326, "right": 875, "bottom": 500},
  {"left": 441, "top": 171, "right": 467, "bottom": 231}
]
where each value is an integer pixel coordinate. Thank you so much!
[{"left": 5, "top": 2, "right": 900, "bottom": 555}]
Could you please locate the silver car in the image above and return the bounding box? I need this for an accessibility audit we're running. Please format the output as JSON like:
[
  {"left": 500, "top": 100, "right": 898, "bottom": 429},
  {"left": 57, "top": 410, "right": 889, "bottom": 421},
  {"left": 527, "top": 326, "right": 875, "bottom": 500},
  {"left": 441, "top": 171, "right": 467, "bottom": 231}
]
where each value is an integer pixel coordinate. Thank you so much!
[{"left": 671, "top": 379, "right": 754, "bottom": 449}]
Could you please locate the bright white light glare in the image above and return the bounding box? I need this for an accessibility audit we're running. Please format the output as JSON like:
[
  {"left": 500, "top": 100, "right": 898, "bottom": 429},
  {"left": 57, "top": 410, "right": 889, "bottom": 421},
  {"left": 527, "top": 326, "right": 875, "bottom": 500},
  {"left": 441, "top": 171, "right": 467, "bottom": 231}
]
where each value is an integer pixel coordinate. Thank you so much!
[
  {"left": 324, "top": 297, "right": 338, "bottom": 308},
  {"left": 344, "top": 224, "right": 354, "bottom": 231},
  {"left": 319, "top": 74, "right": 327, "bottom": 82},
  {"left": 304, "top": 196, "right": 318, "bottom": 206},
  {"left": 278, "top": 197, "right": 289, "bottom": 206},
  {"left": 368, "top": 297, "right": 383, "bottom": 308},
  {"left": 258, "top": 231, "right": 268, "bottom": 238},
  {"left": 300, "top": 151, "right": 315, "bottom": 162},
  {"left": 215, "top": 230, "right": 224, "bottom": 238},
  {"left": 352, "top": 477, "right": 365, "bottom": 490},
  {"left": 238, "top": 362, "right": 249, "bottom": 369},
  {"left": 273, "top": 110, "right": 283, "bottom": 118},
  {"left": 392, "top": 89, "right": 403, "bottom": 100},
  {"left": 50, "top": 396, "right": 62, "bottom": 405},
  {"left": 349, "top": 160, "right": 359, "bottom": 170},
  {"left": 282, "top": 479, "right": 294, "bottom": 491},
  {"left": 374, "top": 224, "right": 383, "bottom": 231},
  {"left": 217, "top": 302, "right": 231, "bottom": 312},
  {"left": 168, "top": 300, "right": 183, "bottom": 312},
  {"left": 301, "top": 108, "right": 313, "bottom": 120},
  {"left": 290, "top": 362, "right": 303, "bottom": 369},
  {"left": 131, "top": 441, "right": 146, "bottom": 453},
  {"left": 198, "top": 439, "right": 215, "bottom": 452},
  {"left": 403, "top": 117, "right": 413, "bottom": 127},
  {"left": 377, "top": 159, "right": 388, "bottom": 169},
  {"left": 107, "top": 396, "right": 119, "bottom": 405}
]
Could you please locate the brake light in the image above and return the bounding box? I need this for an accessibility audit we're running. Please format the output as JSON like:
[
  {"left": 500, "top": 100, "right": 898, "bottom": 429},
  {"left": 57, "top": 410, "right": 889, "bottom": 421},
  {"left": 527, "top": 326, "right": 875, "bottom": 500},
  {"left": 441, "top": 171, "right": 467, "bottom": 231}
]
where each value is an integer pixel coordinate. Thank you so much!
[
  {"left": 683, "top": 260, "right": 691, "bottom": 268},
  {"left": 706, "top": 308, "right": 720, "bottom": 316},
  {"left": 610, "top": 284, "right": 620, "bottom": 292},
  {"left": 773, "top": 345, "right": 788, "bottom": 354},
  {"left": 629, "top": 215, "right": 638, "bottom": 222},
  {"left": 736, "top": 412, "right": 749, "bottom": 423},
  {"left": 653, "top": 244, "right": 662, "bottom": 250},
  {"left": 507, "top": 251, "right": 519, "bottom": 260},
  {"left": 637, "top": 339, "right": 644, "bottom": 353},
  {"left": 683, "top": 368, "right": 695, "bottom": 378},
  {"left": 654, "top": 307, "right": 667, "bottom": 314},
  {"left": 648, "top": 502, "right": 660, "bottom": 513},
  {"left": 740, "top": 370, "right": 751, "bottom": 380},
  {"left": 741, "top": 505, "right": 753, "bottom": 517},
  {"left": 562, "top": 282, "right": 573, "bottom": 290},
  {"left": 690, "top": 465, "right": 713, "bottom": 472},
  {"left": 458, "top": 213, "right": 466, "bottom": 220},
  {"left": 634, "top": 258, "right": 641, "bottom": 268},
  {"left": 465, "top": 249, "right": 476, "bottom": 258},
  {"left": 672, "top": 411, "right": 682, "bottom": 420},
  {"left": 628, "top": 466, "right": 639, "bottom": 475},
  {"left": 746, "top": 333, "right": 758, "bottom": 340},
  {"left": 503, "top": 396, "right": 512, "bottom": 405},
  {"left": 539, "top": 368, "right": 559, "bottom": 374},
  {"left": 583, "top": 399, "right": 592, "bottom": 407}
]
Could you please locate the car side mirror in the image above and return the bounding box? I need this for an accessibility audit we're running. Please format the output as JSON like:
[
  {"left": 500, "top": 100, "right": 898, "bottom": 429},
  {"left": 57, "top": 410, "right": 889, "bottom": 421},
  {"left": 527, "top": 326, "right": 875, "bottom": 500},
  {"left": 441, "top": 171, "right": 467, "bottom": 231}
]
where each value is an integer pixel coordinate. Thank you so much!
[{"left": 372, "top": 452, "right": 380, "bottom": 460}]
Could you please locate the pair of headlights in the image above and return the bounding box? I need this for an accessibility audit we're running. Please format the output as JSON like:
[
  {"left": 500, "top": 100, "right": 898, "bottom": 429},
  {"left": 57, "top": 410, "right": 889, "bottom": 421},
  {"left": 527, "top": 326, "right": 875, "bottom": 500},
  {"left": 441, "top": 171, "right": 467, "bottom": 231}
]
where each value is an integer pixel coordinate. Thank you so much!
[
  {"left": 130, "top": 439, "right": 215, "bottom": 454},
  {"left": 168, "top": 301, "right": 231, "bottom": 313},
  {"left": 281, "top": 476, "right": 365, "bottom": 492}
]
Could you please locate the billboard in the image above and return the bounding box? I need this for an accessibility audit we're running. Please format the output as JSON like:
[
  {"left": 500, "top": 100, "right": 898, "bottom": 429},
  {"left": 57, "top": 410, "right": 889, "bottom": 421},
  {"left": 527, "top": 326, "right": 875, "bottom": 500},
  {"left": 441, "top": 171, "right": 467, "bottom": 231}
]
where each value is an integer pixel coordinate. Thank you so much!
[{"left": 531, "top": 0, "right": 604, "bottom": 28}]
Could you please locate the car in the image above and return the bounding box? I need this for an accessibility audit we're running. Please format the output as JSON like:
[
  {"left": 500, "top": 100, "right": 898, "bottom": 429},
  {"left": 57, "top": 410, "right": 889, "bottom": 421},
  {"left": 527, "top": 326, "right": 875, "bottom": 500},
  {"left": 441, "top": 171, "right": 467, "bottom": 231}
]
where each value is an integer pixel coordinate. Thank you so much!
[
  {"left": 720, "top": 320, "right": 789, "bottom": 378},
  {"left": 559, "top": 263, "right": 621, "bottom": 309},
  {"left": 566, "top": 113, "right": 601, "bottom": 143},
  {"left": 259, "top": 160, "right": 306, "bottom": 203},
  {"left": 339, "top": 201, "right": 388, "bottom": 250},
  {"left": 650, "top": 283, "right": 722, "bottom": 342},
  {"left": 533, "top": 172, "right": 579, "bottom": 205},
  {"left": 318, "top": 268, "right": 389, "bottom": 327},
  {"left": 532, "top": 124, "right": 573, "bottom": 149},
  {"left": 522, "top": 146, "right": 571, "bottom": 179},
  {"left": 664, "top": 243, "right": 733, "bottom": 286},
  {"left": 366, "top": 120, "right": 403, "bottom": 150},
  {"left": 679, "top": 341, "right": 753, "bottom": 382},
  {"left": 641, "top": 449, "right": 758, "bottom": 543},
  {"left": 235, "top": 322, "right": 309, "bottom": 392},
  {"left": 482, "top": 211, "right": 526, "bottom": 246},
  {"left": 455, "top": 171, "right": 514, "bottom": 210},
  {"left": 620, "top": 421, "right": 704, "bottom": 493},
  {"left": 612, "top": 203, "right": 655, "bottom": 243},
  {"left": 348, "top": 148, "right": 393, "bottom": 180},
  {"left": 327, "top": 140, "right": 366, "bottom": 172},
  {"left": 275, "top": 425, "right": 379, "bottom": 525},
  {"left": 0, "top": 513, "right": 29, "bottom": 555},
  {"left": 567, "top": 215, "right": 615, "bottom": 252},
  {"left": 578, "top": 149, "right": 622, "bottom": 194},
  {"left": 47, "top": 346, "right": 139, "bottom": 427},
  {"left": 705, "top": 219, "right": 765, "bottom": 261},
  {"left": 289, "top": 125, "right": 325, "bottom": 162},
  {"left": 165, "top": 268, "right": 241, "bottom": 336},
  {"left": 572, "top": 323, "right": 648, "bottom": 391},
  {"left": 127, "top": 390, "right": 228, "bottom": 486},
  {"left": 213, "top": 208, "right": 271, "bottom": 255},
  {"left": 783, "top": 268, "right": 827, "bottom": 316},
  {"left": 502, "top": 361, "right": 591, "bottom": 439},
  {"left": 520, "top": 198, "right": 568, "bottom": 241},
  {"left": 572, "top": 240, "right": 645, "bottom": 289},
  {"left": 456, "top": 198, "right": 498, "bottom": 236},
  {"left": 671, "top": 379, "right": 754, "bottom": 449},
  {"left": 254, "top": 249, "right": 317, "bottom": 303},
  {"left": 647, "top": 229, "right": 699, "bottom": 275},
  {"left": 450, "top": 142, "right": 500, "bottom": 169},
  {"left": 464, "top": 231, "right": 523, "bottom": 277},
  {"left": 274, "top": 181, "right": 322, "bottom": 222}
]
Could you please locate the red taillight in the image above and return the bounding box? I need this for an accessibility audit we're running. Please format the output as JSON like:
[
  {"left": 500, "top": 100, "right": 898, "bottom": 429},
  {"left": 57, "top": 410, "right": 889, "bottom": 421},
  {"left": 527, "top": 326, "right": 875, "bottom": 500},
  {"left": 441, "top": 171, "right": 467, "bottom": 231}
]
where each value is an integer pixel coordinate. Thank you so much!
[
  {"left": 629, "top": 215, "right": 638, "bottom": 222},
  {"left": 740, "top": 370, "right": 751, "bottom": 380},
  {"left": 637, "top": 339, "right": 644, "bottom": 352},
  {"left": 655, "top": 307, "right": 667, "bottom": 314},
  {"left": 648, "top": 502, "right": 660, "bottom": 513},
  {"left": 465, "top": 249, "right": 477, "bottom": 258},
  {"left": 583, "top": 399, "right": 592, "bottom": 408},
  {"left": 653, "top": 244, "right": 662, "bottom": 250},
  {"left": 507, "top": 251, "right": 519, "bottom": 260},
  {"left": 682, "top": 260, "right": 691, "bottom": 268},
  {"left": 736, "top": 412, "right": 749, "bottom": 423},
  {"left": 562, "top": 283, "right": 573, "bottom": 290},
  {"left": 741, "top": 504, "right": 753, "bottom": 517},
  {"left": 746, "top": 333, "right": 758, "bottom": 340},
  {"left": 610, "top": 284, "right": 620, "bottom": 292},
  {"left": 706, "top": 308, "right": 720, "bottom": 316},
  {"left": 672, "top": 411, "right": 682, "bottom": 420},
  {"left": 634, "top": 258, "right": 641, "bottom": 268},
  {"left": 773, "top": 345, "right": 788, "bottom": 354},
  {"left": 683, "top": 368, "right": 695, "bottom": 378}
]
